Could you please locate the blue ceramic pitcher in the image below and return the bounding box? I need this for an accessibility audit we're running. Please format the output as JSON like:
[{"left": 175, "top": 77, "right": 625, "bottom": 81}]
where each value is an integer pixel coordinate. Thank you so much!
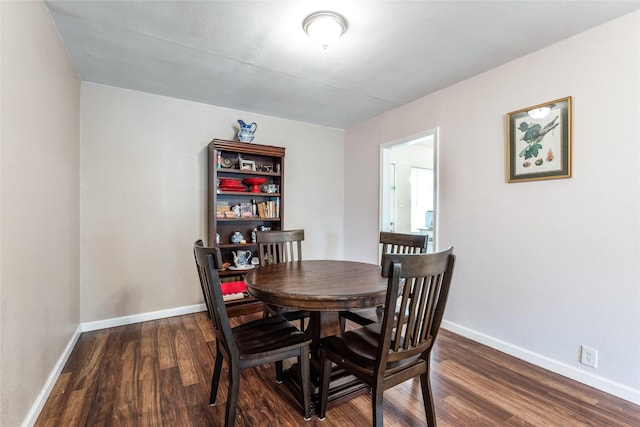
[{"left": 237, "top": 120, "right": 257, "bottom": 142}]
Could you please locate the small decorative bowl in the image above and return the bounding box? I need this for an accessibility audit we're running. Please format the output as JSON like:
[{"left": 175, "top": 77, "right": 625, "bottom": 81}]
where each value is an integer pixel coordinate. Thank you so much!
[{"left": 244, "top": 177, "right": 267, "bottom": 193}]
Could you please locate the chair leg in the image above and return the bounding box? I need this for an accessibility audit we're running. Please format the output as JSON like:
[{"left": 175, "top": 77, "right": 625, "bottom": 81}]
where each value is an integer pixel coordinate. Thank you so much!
[
  {"left": 317, "top": 348, "right": 332, "bottom": 420},
  {"left": 275, "top": 360, "right": 283, "bottom": 383},
  {"left": 375, "top": 304, "right": 384, "bottom": 322},
  {"left": 299, "top": 348, "right": 311, "bottom": 420},
  {"left": 372, "top": 385, "right": 384, "bottom": 427},
  {"left": 338, "top": 313, "right": 346, "bottom": 332},
  {"left": 420, "top": 371, "right": 437, "bottom": 427},
  {"left": 225, "top": 364, "right": 240, "bottom": 427},
  {"left": 209, "top": 347, "right": 224, "bottom": 405}
]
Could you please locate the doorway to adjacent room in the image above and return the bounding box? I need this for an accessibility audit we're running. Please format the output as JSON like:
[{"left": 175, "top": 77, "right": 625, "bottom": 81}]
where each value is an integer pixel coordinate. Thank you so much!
[{"left": 380, "top": 130, "right": 437, "bottom": 252}]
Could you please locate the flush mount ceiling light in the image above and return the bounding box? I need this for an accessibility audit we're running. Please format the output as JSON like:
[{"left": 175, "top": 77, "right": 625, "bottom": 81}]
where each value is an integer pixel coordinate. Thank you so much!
[{"left": 303, "top": 11, "right": 348, "bottom": 49}]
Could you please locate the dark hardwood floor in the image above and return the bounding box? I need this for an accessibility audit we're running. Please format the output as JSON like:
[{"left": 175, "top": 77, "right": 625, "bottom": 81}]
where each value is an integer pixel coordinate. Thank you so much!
[{"left": 35, "top": 311, "right": 640, "bottom": 426}]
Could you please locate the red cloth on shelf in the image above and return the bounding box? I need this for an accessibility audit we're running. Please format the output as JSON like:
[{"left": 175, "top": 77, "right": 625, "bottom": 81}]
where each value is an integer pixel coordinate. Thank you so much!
[{"left": 220, "top": 281, "right": 247, "bottom": 295}]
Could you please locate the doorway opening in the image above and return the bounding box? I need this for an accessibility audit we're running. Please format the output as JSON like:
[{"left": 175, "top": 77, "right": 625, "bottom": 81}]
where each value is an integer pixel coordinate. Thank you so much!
[{"left": 380, "top": 130, "right": 437, "bottom": 252}]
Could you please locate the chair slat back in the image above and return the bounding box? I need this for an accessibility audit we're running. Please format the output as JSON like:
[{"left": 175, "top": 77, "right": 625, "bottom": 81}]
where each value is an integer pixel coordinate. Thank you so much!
[
  {"left": 256, "top": 229, "right": 304, "bottom": 266},
  {"left": 379, "top": 248, "right": 455, "bottom": 366},
  {"left": 193, "top": 240, "right": 237, "bottom": 358},
  {"left": 379, "top": 231, "right": 429, "bottom": 266}
]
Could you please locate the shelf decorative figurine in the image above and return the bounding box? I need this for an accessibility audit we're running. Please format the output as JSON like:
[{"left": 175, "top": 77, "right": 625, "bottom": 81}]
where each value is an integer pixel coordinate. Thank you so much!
[
  {"left": 230, "top": 231, "right": 244, "bottom": 244},
  {"left": 232, "top": 250, "right": 252, "bottom": 268},
  {"left": 237, "top": 119, "right": 257, "bottom": 142}
]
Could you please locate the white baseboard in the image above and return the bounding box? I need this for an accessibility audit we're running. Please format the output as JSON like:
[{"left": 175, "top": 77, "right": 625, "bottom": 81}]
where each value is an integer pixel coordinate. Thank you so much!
[
  {"left": 22, "top": 303, "right": 207, "bottom": 427},
  {"left": 21, "top": 326, "right": 82, "bottom": 427},
  {"left": 80, "top": 303, "right": 206, "bottom": 332},
  {"left": 441, "top": 320, "right": 640, "bottom": 405}
]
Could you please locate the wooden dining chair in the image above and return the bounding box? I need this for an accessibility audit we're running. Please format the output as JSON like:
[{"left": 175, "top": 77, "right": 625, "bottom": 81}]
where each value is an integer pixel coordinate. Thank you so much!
[
  {"left": 256, "top": 229, "right": 310, "bottom": 326},
  {"left": 193, "top": 240, "right": 312, "bottom": 427},
  {"left": 339, "top": 231, "right": 430, "bottom": 329},
  {"left": 318, "top": 247, "right": 455, "bottom": 427}
]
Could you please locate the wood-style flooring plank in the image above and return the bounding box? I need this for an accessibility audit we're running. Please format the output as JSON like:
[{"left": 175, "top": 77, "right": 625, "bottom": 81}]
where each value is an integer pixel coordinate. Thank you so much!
[
  {"left": 35, "top": 372, "right": 73, "bottom": 427},
  {"left": 35, "top": 312, "right": 640, "bottom": 427},
  {"left": 157, "top": 318, "right": 177, "bottom": 371},
  {"left": 57, "top": 388, "right": 87, "bottom": 426}
]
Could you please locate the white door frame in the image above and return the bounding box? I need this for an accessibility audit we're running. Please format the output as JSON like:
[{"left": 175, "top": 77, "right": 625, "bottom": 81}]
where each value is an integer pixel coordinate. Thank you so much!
[{"left": 379, "top": 128, "right": 438, "bottom": 251}]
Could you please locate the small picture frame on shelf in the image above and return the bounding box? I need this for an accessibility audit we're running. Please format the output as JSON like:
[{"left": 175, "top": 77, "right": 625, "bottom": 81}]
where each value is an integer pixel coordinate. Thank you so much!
[
  {"left": 240, "top": 159, "right": 256, "bottom": 171},
  {"left": 240, "top": 202, "right": 253, "bottom": 217}
]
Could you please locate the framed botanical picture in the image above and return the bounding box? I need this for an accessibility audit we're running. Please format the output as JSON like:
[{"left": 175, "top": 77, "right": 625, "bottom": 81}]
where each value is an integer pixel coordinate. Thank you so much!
[{"left": 507, "top": 96, "right": 572, "bottom": 183}]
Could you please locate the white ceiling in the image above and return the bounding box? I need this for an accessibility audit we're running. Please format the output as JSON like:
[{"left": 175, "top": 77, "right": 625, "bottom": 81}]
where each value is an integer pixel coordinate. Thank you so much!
[{"left": 45, "top": 1, "right": 640, "bottom": 129}]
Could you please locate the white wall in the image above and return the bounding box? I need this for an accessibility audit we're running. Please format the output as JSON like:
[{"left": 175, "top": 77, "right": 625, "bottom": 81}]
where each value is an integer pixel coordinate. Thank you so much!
[
  {"left": 1, "top": 1, "right": 81, "bottom": 426},
  {"left": 344, "top": 12, "right": 640, "bottom": 403},
  {"left": 80, "top": 83, "right": 344, "bottom": 322}
]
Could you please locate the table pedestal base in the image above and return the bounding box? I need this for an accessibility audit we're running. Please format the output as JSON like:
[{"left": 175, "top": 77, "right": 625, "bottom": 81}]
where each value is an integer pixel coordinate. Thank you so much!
[{"left": 283, "top": 362, "right": 370, "bottom": 412}]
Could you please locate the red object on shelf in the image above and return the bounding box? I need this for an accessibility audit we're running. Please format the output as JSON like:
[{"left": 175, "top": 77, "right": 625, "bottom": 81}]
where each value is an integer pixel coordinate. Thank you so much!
[
  {"left": 219, "top": 185, "right": 246, "bottom": 191},
  {"left": 221, "top": 281, "right": 247, "bottom": 295},
  {"left": 244, "top": 177, "right": 267, "bottom": 193},
  {"left": 219, "top": 178, "right": 242, "bottom": 186}
]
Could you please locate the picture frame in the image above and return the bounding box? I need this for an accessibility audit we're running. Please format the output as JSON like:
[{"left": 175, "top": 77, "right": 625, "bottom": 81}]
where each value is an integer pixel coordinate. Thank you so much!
[
  {"left": 240, "top": 202, "right": 253, "bottom": 217},
  {"left": 507, "top": 96, "right": 572, "bottom": 183},
  {"left": 239, "top": 159, "right": 256, "bottom": 171}
]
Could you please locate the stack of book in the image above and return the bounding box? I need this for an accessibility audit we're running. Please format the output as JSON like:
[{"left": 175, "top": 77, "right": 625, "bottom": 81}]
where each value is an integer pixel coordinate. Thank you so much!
[
  {"left": 256, "top": 198, "right": 280, "bottom": 218},
  {"left": 216, "top": 202, "right": 235, "bottom": 218}
]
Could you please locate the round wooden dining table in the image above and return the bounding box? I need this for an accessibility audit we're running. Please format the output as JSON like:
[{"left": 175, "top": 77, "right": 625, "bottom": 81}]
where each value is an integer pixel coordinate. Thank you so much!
[
  {"left": 244, "top": 259, "right": 387, "bottom": 339},
  {"left": 244, "top": 259, "right": 388, "bottom": 407}
]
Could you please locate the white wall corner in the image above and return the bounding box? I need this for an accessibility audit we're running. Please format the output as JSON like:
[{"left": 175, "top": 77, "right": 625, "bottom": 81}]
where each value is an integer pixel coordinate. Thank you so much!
[{"left": 21, "top": 326, "right": 82, "bottom": 427}]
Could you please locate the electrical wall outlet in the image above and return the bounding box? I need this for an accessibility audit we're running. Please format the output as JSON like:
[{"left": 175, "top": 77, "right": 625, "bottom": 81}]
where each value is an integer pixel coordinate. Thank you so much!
[{"left": 580, "top": 345, "right": 598, "bottom": 368}]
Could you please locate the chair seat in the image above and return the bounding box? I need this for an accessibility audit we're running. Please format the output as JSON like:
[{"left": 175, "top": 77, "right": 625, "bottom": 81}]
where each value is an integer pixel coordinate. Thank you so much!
[
  {"left": 321, "top": 325, "right": 420, "bottom": 373},
  {"left": 233, "top": 314, "right": 310, "bottom": 357}
]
